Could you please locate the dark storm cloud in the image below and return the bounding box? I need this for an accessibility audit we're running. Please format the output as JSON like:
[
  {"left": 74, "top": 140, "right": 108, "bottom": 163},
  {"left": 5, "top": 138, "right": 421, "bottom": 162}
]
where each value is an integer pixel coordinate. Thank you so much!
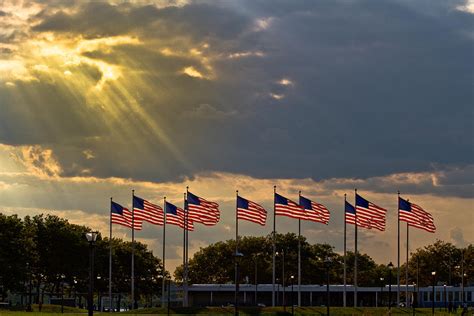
[{"left": 1, "top": 0, "right": 473, "bottom": 188}]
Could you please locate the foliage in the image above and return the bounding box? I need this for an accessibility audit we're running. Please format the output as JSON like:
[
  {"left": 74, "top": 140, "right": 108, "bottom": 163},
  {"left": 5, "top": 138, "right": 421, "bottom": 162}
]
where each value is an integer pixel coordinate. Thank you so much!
[{"left": 0, "top": 213, "right": 166, "bottom": 304}]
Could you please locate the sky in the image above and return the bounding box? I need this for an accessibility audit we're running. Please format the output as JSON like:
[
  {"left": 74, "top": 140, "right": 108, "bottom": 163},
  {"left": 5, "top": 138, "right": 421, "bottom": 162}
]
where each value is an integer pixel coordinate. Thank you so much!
[{"left": 0, "top": 0, "right": 473, "bottom": 275}]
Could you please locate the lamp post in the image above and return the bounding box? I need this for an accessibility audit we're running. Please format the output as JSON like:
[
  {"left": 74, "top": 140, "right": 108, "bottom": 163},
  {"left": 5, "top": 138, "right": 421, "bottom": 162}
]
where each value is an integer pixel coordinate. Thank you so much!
[
  {"left": 234, "top": 251, "right": 244, "bottom": 316},
  {"left": 443, "top": 284, "right": 447, "bottom": 311},
  {"left": 431, "top": 271, "right": 436, "bottom": 316},
  {"left": 379, "top": 277, "right": 384, "bottom": 307},
  {"left": 276, "top": 250, "right": 286, "bottom": 310},
  {"left": 276, "top": 278, "right": 280, "bottom": 306},
  {"left": 60, "top": 274, "right": 66, "bottom": 314},
  {"left": 86, "top": 231, "right": 98, "bottom": 316},
  {"left": 254, "top": 255, "right": 258, "bottom": 305},
  {"left": 290, "top": 275, "right": 294, "bottom": 316},
  {"left": 325, "top": 257, "right": 332, "bottom": 316},
  {"left": 388, "top": 262, "right": 393, "bottom": 311},
  {"left": 26, "top": 262, "right": 32, "bottom": 312}
]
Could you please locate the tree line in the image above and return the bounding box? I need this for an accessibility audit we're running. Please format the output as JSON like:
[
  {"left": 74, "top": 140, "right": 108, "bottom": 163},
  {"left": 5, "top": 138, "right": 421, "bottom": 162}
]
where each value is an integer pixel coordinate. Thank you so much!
[
  {"left": 1, "top": 212, "right": 472, "bottom": 305},
  {"left": 174, "top": 233, "right": 473, "bottom": 288},
  {"left": 0, "top": 213, "right": 165, "bottom": 305}
]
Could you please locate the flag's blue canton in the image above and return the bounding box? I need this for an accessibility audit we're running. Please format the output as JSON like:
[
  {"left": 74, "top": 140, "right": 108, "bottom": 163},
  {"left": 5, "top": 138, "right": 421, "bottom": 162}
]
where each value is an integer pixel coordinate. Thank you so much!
[
  {"left": 165, "top": 201, "right": 178, "bottom": 215},
  {"left": 111, "top": 201, "right": 125, "bottom": 215},
  {"left": 345, "top": 201, "right": 356, "bottom": 214},
  {"left": 187, "top": 191, "right": 200, "bottom": 205},
  {"left": 399, "top": 197, "right": 411, "bottom": 212},
  {"left": 237, "top": 196, "right": 249, "bottom": 209},
  {"left": 299, "top": 196, "right": 312, "bottom": 209},
  {"left": 274, "top": 193, "right": 289, "bottom": 205},
  {"left": 355, "top": 194, "right": 369, "bottom": 208},
  {"left": 133, "top": 196, "right": 145, "bottom": 209}
]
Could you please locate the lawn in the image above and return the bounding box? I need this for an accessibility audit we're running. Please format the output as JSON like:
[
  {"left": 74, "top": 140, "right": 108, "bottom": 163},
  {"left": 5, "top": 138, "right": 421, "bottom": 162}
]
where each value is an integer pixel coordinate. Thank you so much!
[{"left": 0, "top": 305, "right": 469, "bottom": 315}]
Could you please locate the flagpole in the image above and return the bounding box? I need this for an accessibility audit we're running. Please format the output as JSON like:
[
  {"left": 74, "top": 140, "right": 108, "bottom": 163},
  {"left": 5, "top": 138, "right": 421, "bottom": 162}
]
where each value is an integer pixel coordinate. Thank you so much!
[
  {"left": 184, "top": 188, "right": 189, "bottom": 307},
  {"left": 109, "top": 197, "right": 113, "bottom": 313},
  {"left": 343, "top": 194, "right": 347, "bottom": 308},
  {"left": 298, "top": 191, "right": 301, "bottom": 307},
  {"left": 272, "top": 186, "right": 276, "bottom": 307},
  {"left": 235, "top": 190, "right": 239, "bottom": 315},
  {"left": 354, "top": 188, "right": 358, "bottom": 308},
  {"left": 182, "top": 192, "right": 186, "bottom": 307},
  {"left": 131, "top": 189, "right": 135, "bottom": 309},
  {"left": 397, "top": 191, "right": 400, "bottom": 307},
  {"left": 406, "top": 223, "right": 409, "bottom": 307},
  {"left": 162, "top": 197, "right": 167, "bottom": 308}
]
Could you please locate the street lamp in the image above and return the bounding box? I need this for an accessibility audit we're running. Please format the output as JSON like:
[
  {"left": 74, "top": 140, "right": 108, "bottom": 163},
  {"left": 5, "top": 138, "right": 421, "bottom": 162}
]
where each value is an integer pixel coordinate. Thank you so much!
[
  {"left": 276, "top": 250, "right": 286, "bottom": 310},
  {"left": 253, "top": 255, "right": 259, "bottom": 306},
  {"left": 379, "top": 277, "right": 384, "bottom": 307},
  {"left": 290, "top": 275, "right": 295, "bottom": 316},
  {"left": 443, "top": 284, "right": 447, "bottom": 312},
  {"left": 325, "top": 257, "right": 332, "bottom": 316},
  {"left": 431, "top": 271, "right": 436, "bottom": 316},
  {"left": 388, "top": 262, "right": 394, "bottom": 311},
  {"left": 85, "top": 231, "right": 98, "bottom": 316},
  {"left": 60, "top": 274, "right": 66, "bottom": 314},
  {"left": 234, "top": 251, "right": 244, "bottom": 316}
]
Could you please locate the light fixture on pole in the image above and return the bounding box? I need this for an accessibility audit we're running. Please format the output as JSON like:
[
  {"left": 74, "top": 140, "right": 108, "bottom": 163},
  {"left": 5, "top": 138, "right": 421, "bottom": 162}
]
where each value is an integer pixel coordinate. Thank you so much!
[
  {"left": 290, "top": 275, "right": 295, "bottom": 316},
  {"left": 388, "top": 262, "right": 394, "bottom": 311},
  {"left": 325, "top": 257, "right": 332, "bottom": 316},
  {"left": 86, "top": 231, "right": 98, "bottom": 316},
  {"left": 234, "top": 250, "right": 244, "bottom": 316},
  {"left": 379, "top": 277, "right": 384, "bottom": 307},
  {"left": 431, "top": 271, "right": 436, "bottom": 316}
]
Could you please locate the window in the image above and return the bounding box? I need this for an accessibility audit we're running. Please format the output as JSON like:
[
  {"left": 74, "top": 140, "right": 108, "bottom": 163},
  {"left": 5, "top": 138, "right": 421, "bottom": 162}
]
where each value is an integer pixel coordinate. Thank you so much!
[
  {"left": 467, "top": 291, "right": 472, "bottom": 302},
  {"left": 436, "top": 291, "right": 441, "bottom": 302}
]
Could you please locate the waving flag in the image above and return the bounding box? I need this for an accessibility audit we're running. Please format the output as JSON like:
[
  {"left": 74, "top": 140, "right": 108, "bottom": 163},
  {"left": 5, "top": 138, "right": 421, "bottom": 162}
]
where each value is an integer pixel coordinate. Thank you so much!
[
  {"left": 299, "top": 195, "right": 330, "bottom": 224},
  {"left": 111, "top": 201, "right": 142, "bottom": 230},
  {"left": 187, "top": 191, "right": 220, "bottom": 226},
  {"left": 237, "top": 196, "right": 267, "bottom": 226},
  {"left": 355, "top": 194, "right": 387, "bottom": 231},
  {"left": 275, "top": 193, "right": 306, "bottom": 220},
  {"left": 345, "top": 201, "right": 357, "bottom": 225},
  {"left": 165, "top": 201, "right": 194, "bottom": 231},
  {"left": 399, "top": 197, "right": 436, "bottom": 233},
  {"left": 133, "top": 195, "right": 164, "bottom": 226}
]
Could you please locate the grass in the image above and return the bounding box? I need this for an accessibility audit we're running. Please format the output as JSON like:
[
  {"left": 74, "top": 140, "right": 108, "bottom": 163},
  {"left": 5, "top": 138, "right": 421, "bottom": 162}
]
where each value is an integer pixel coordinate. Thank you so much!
[{"left": 0, "top": 305, "right": 469, "bottom": 315}]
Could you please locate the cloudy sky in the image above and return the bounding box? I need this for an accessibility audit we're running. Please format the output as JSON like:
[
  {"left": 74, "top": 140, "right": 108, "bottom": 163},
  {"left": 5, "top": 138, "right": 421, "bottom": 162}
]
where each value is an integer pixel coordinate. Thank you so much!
[{"left": 0, "top": 0, "right": 473, "bottom": 274}]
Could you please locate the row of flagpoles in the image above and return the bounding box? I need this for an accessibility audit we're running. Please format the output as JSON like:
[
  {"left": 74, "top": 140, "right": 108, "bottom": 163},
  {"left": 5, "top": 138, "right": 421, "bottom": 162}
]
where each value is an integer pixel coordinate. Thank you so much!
[{"left": 107, "top": 187, "right": 436, "bottom": 310}]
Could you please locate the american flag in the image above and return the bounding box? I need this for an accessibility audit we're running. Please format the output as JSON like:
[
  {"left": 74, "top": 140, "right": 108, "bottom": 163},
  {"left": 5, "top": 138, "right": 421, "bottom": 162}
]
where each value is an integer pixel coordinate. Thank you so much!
[
  {"left": 355, "top": 194, "right": 387, "bottom": 231},
  {"left": 275, "top": 193, "right": 306, "bottom": 220},
  {"left": 399, "top": 197, "right": 436, "bottom": 233},
  {"left": 345, "top": 201, "right": 356, "bottom": 225},
  {"left": 133, "top": 195, "right": 164, "bottom": 226},
  {"left": 165, "top": 201, "right": 194, "bottom": 231},
  {"left": 187, "top": 191, "right": 220, "bottom": 226},
  {"left": 299, "top": 195, "right": 330, "bottom": 224},
  {"left": 111, "top": 201, "right": 142, "bottom": 230},
  {"left": 237, "top": 195, "right": 267, "bottom": 226}
]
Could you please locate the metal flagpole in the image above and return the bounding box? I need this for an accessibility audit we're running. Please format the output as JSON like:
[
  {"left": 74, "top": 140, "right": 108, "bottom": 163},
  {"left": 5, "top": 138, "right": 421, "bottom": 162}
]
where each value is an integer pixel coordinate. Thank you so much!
[
  {"left": 162, "top": 197, "right": 167, "bottom": 307},
  {"left": 109, "top": 198, "right": 113, "bottom": 313},
  {"left": 272, "top": 186, "right": 276, "bottom": 307},
  {"left": 298, "top": 191, "right": 302, "bottom": 307},
  {"left": 182, "top": 192, "right": 186, "bottom": 307},
  {"left": 397, "top": 191, "right": 400, "bottom": 307},
  {"left": 131, "top": 189, "right": 135, "bottom": 309},
  {"left": 354, "top": 189, "right": 358, "bottom": 307},
  {"left": 343, "top": 194, "right": 347, "bottom": 308},
  {"left": 235, "top": 190, "right": 239, "bottom": 315},
  {"left": 184, "top": 189, "right": 189, "bottom": 307},
  {"left": 406, "top": 223, "right": 409, "bottom": 307}
]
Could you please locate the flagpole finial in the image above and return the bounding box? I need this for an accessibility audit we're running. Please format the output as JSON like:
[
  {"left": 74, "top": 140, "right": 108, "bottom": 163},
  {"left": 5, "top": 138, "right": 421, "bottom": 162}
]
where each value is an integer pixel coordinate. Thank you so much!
[
  {"left": 110, "top": 197, "right": 113, "bottom": 201},
  {"left": 344, "top": 193, "right": 346, "bottom": 198},
  {"left": 398, "top": 190, "right": 400, "bottom": 195},
  {"left": 299, "top": 190, "right": 301, "bottom": 195},
  {"left": 274, "top": 185, "right": 276, "bottom": 191},
  {"left": 355, "top": 188, "right": 357, "bottom": 193}
]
